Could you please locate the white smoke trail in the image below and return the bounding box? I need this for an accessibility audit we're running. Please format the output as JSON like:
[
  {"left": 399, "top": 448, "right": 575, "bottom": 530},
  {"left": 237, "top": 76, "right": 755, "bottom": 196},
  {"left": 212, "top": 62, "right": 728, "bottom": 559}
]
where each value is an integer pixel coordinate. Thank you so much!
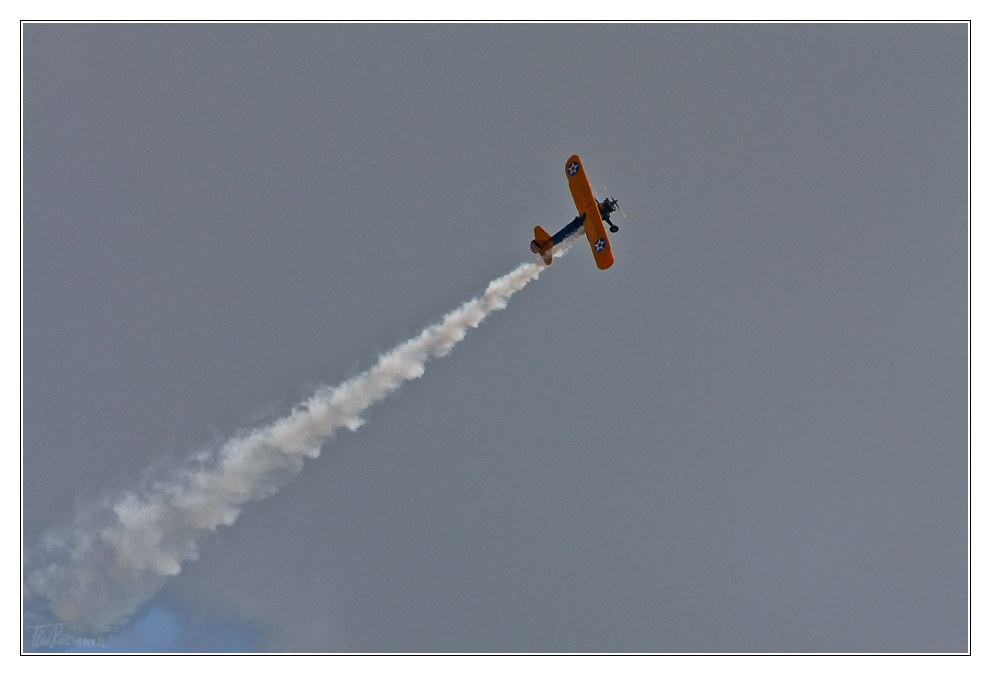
[{"left": 25, "top": 238, "right": 580, "bottom": 638}]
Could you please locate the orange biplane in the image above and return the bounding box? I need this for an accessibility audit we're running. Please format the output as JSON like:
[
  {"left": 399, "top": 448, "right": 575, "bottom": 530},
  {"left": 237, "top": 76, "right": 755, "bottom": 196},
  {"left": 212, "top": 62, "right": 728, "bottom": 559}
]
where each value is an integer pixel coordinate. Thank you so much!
[{"left": 530, "top": 154, "right": 621, "bottom": 270}]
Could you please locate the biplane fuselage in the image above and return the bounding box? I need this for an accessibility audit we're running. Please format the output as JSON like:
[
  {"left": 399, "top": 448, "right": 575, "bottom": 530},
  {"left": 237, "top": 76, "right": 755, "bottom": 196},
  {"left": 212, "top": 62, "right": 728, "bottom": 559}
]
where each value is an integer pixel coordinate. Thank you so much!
[{"left": 529, "top": 154, "right": 616, "bottom": 270}]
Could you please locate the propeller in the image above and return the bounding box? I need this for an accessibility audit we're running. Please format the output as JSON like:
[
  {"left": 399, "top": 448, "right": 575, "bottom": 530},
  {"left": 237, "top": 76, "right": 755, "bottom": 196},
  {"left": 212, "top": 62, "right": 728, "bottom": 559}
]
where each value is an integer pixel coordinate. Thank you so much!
[{"left": 603, "top": 188, "right": 628, "bottom": 219}]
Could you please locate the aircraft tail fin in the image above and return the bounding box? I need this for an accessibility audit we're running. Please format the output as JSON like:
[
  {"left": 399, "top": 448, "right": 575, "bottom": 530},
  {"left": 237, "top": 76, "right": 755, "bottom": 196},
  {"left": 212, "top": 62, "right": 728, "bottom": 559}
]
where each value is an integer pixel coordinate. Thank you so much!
[{"left": 531, "top": 226, "right": 554, "bottom": 265}]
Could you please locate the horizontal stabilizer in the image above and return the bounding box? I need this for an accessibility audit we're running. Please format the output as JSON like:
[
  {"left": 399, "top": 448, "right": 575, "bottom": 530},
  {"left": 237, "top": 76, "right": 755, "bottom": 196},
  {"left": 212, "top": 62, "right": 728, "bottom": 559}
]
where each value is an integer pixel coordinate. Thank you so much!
[{"left": 531, "top": 225, "right": 554, "bottom": 265}]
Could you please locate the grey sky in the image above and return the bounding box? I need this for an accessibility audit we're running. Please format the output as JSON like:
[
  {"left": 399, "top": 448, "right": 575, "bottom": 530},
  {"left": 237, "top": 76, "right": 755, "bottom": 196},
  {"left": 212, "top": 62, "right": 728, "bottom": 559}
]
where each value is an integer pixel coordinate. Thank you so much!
[{"left": 23, "top": 23, "right": 967, "bottom": 652}]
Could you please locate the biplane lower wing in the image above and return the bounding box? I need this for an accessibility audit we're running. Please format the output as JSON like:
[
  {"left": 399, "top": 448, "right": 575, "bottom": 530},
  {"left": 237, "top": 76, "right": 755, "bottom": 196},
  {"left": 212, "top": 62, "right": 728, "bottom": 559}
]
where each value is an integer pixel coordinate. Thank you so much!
[{"left": 565, "top": 154, "right": 614, "bottom": 270}]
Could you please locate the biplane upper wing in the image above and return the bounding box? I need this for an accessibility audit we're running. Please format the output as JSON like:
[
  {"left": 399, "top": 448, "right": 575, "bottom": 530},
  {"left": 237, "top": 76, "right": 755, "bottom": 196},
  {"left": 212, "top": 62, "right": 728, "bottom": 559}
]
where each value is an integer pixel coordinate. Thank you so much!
[{"left": 565, "top": 154, "right": 614, "bottom": 270}]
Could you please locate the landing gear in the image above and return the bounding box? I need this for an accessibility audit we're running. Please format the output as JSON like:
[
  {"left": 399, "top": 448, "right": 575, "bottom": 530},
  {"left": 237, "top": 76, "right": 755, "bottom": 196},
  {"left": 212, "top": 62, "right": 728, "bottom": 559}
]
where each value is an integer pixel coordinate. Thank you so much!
[{"left": 599, "top": 197, "right": 622, "bottom": 234}]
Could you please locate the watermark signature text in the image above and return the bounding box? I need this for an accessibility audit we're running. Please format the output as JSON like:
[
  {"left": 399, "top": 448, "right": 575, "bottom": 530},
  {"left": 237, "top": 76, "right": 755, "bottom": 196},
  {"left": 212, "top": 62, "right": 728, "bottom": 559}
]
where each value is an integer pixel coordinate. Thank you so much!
[{"left": 27, "top": 624, "right": 107, "bottom": 650}]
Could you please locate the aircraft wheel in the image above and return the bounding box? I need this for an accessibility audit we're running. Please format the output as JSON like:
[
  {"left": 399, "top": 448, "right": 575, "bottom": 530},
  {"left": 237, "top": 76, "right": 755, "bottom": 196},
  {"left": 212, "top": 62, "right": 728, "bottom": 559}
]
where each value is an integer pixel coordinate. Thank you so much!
[{"left": 609, "top": 225, "right": 619, "bottom": 233}]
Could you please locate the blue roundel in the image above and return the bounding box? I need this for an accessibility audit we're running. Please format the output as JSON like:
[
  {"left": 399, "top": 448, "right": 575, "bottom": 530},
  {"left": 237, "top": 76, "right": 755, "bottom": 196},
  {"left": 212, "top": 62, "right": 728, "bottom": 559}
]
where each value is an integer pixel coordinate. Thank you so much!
[
  {"left": 594, "top": 238, "right": 607, "bottom": 252},
  {"left": 567, "top": 161, "right": 580, "bottom": 176}
]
